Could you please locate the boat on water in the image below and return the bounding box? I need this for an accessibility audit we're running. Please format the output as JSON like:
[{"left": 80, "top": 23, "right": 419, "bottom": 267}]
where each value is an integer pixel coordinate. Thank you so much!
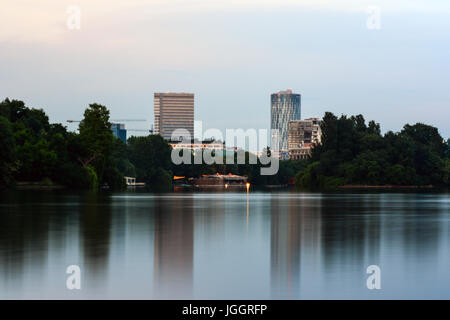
[
  {"left": 194, "top": 173, "right": 247, "bottom": 187},
  {"left": 173, "top": 173, "right": 249, "bottom": 190}
]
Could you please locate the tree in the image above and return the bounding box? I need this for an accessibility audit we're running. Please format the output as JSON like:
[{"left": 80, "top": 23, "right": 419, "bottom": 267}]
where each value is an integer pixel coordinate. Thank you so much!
[
  {"left": 442, "top": 158, "right": 450, "bottom": 185},
  {"left": 295, "top": 111, "right": 449, "bottom": 189},
  {"left": 367, "top": 120, "right": 381, "bottom": 135},
  {"left": 78, "top": 103, "right": 114, "bottom": 185},
  {"left": 0, "top": 116, "right": 16, "bottom": 187},
  {"left": 112, "top": 138, "right": 136, "bottom": 177},
  {"left": 402, "top": 123, "right": 446, "bottom": 157},
  {"left": 127, "top": 135, "right": 172, "bottom": 183},
  {"left": 15, "top": 137, "right": 57, "bottom": 181},
  {"left": 319, "top": 112, "right": 338, "bottom": 152},
  {"left": 351, "top": 114, "right": 367, "bottom": 132},
  {"left": 0, "top": 98, "right": 27, "bottom": 122}
]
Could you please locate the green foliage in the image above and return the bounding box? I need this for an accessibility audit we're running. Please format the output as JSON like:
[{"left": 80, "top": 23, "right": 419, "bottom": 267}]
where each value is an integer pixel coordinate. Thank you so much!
[
  {"left": 402, "top": 123, "right": 445, "bottom": 157},
  {"left": 127, "top": 135, "right": 172, "bottom": 182},
  {"left": 149, "top": 168, "right": 173, "bottom": 192},
  {"left": 84, "top": 165, "right": 98, "bottom": 190},
  {"left": 0, "top": 98, "right": 126, "bottom": 190},
  {"left": 294, "top": 162, "right": 343, "bottom": 189},
  {"left": 1, "top": 99, "right": 58, "bottom": 182},
  {"left": 15, "top": 137, "right": 58, "bottom": 181},
  {"left": 78, "top": 103, "right": 114, "bottom": 183},
  {"left": 102, "top": 165, "right": 125, "bottom": 190},
  {"left": 297, "top": 112, "right": 449, "bottom": 189},
  {"left": 0, "top": 98, "right": 50, "bottom": 133},
  {"left": 112, "top": 138, "right": 136, "bottom": 177},
  {"left": 442, "top": 159, "right": 450, "bottom": 185},
  {"left": 385, "top": 164, "right": 416, "bottom": 186},
  {"left": 0, "top": 116, "right": 16, "bottom": 187},
  {"left": 295, "top": 162, "right": 320, "bottom": 188}
]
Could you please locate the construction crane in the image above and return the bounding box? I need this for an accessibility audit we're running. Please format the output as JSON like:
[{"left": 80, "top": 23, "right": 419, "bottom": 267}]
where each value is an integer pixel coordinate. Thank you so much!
[
  {"left": 128, "top": 125, "right": 154, "bottom": 134},
  {"left": 127, "top": 129, "right": 152, "bottom": 133},
  {"left": 67, "top": 119, "right": 154, "bottom": 134},
  {"left": 67, "top": 119, "right": 146, "bottom": 123}
]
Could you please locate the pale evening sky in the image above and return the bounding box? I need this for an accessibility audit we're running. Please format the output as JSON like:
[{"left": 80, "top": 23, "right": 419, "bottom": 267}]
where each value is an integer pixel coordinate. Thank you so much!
[{"left": 1, "top": 0, "right": 449, "bottom": 139}]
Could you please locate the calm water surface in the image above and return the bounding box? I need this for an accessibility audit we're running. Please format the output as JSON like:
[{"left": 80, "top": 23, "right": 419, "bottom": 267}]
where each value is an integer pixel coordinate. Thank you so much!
[{"left": 0, "top": 190, "right": 449, "bottom": 299}]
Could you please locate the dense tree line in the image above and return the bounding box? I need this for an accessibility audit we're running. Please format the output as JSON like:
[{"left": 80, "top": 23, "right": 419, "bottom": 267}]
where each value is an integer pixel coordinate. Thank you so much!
[
  {"left": 2, "top": 99, "right": 448, "bottom": 191},
  {"left": 0, "top": 99, "right": 127, "bottom": 189},
  {"left": 295, "top": 112, "right": 450, "bottom": 189}
]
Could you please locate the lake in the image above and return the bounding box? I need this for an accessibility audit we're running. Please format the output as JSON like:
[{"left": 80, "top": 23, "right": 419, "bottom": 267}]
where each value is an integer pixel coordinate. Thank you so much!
[{"left": 0, "top": 190, "right": 449, "bottom": 299}]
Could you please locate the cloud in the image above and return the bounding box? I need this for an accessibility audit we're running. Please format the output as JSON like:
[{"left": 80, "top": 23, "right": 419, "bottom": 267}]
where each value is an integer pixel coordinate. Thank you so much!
[{"left": 2, "top": 0, "right": 449, "bottom": 44}]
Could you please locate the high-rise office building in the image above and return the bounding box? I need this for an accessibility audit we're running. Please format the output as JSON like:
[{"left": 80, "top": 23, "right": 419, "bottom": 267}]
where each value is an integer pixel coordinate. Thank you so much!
[
  {"left": 154, "top": 92, "right": 194, "bottom": 141},
  {"left": 270, "top": 89, "right": 301, "bottom": 157}
]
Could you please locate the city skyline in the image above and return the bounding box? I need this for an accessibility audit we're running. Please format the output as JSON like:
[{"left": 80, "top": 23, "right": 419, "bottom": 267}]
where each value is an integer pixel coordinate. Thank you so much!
[
  {"left": 1, "top": 1, "right": 449, "bottom": 139},
  {"left": 1, "top": 1, "right": 450, "bottom": 305}
]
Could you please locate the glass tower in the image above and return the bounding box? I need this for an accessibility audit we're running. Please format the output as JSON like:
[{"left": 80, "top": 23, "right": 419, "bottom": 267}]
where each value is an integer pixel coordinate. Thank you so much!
[
  {"left": 270, "top": 89, "right": 301, "bottom": 155},
  {"left": 111, "top": 123, "right": 127, "bottom": 143}
]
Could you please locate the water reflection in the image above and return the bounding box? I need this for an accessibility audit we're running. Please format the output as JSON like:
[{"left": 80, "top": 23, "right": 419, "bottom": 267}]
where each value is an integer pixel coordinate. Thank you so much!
[
  {"left": 80, "top": 194, "right": 111, "bottom": 293},
  {"left": 270, "top": 195, "right": 301, "bottom": 299},
  {"left": 153, "top": 196, "right": 194, "bottom": 298},
  {"left": 0, "top": 191, "right": 449, "bottom": 299}
]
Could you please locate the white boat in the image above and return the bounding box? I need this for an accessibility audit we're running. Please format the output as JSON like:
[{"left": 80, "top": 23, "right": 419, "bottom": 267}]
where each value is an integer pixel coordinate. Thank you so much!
[{"left": 124, "top": 176, "right": 146, "bottom": 187}]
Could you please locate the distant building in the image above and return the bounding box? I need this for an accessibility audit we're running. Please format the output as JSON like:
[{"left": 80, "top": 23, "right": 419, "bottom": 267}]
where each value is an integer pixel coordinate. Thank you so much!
[
  {"left": 270, "top": 89, "right": 301, "bottom": 158},
  {"left": 154, "top": 92, "right": 194, "bottom": 140},
  {"left": 111, "top": 123, "right": 127, "bottom": 143},
  {"left": 288, "top": 118, "right": 322, "bottom": 160},
  {"left": 169, "top": 139, "right": 224, "bottom": 151}
]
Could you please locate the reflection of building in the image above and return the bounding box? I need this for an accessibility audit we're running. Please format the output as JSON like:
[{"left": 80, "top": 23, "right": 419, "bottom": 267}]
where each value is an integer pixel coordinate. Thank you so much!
[
  {"left": 154, "top": 197, "right": 194, "bottom": 298},
  {"left": 154, "top": 92, "right": 194, "bottom": 140},
  {"left": 270, "top": 195, "right": 323, "bottom": 299},
  {"left": 111, "top": 123, "right": 127, "bottom": 143},
  {"left": 288, "top": 118, "right": 321, "bottom": 160},
  {"left": 270, "top": 196, "right": 301, "bottom": 298},
  {"left": 271, "top": 89, "right": 301, "bottom": 158}
]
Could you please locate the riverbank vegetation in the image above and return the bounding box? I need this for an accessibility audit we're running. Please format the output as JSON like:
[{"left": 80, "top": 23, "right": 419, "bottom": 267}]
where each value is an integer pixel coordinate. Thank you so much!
[
  {"left": 0, "top": 99, "right": 123, "bottom": 190},
  {"left": 1, "top": 99, "right": 448, "bottom": 191},
  {"left": 0, "top": 99, "right": 173, "bottom": 190},
  {"left": 295, "top": 112, "right": 450, "bottom": 189}
]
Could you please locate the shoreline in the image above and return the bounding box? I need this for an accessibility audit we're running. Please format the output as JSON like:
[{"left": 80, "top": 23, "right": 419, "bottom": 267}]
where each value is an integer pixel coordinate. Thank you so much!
[
  {"left": 5, "top": 183, "right": 445, "bottom": 192},
  {"left": 339, "top": 185, "right": 434, "bottom": 189},
  {"left": 15, "top": 182, "right": 66, "bottom": 190}
]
